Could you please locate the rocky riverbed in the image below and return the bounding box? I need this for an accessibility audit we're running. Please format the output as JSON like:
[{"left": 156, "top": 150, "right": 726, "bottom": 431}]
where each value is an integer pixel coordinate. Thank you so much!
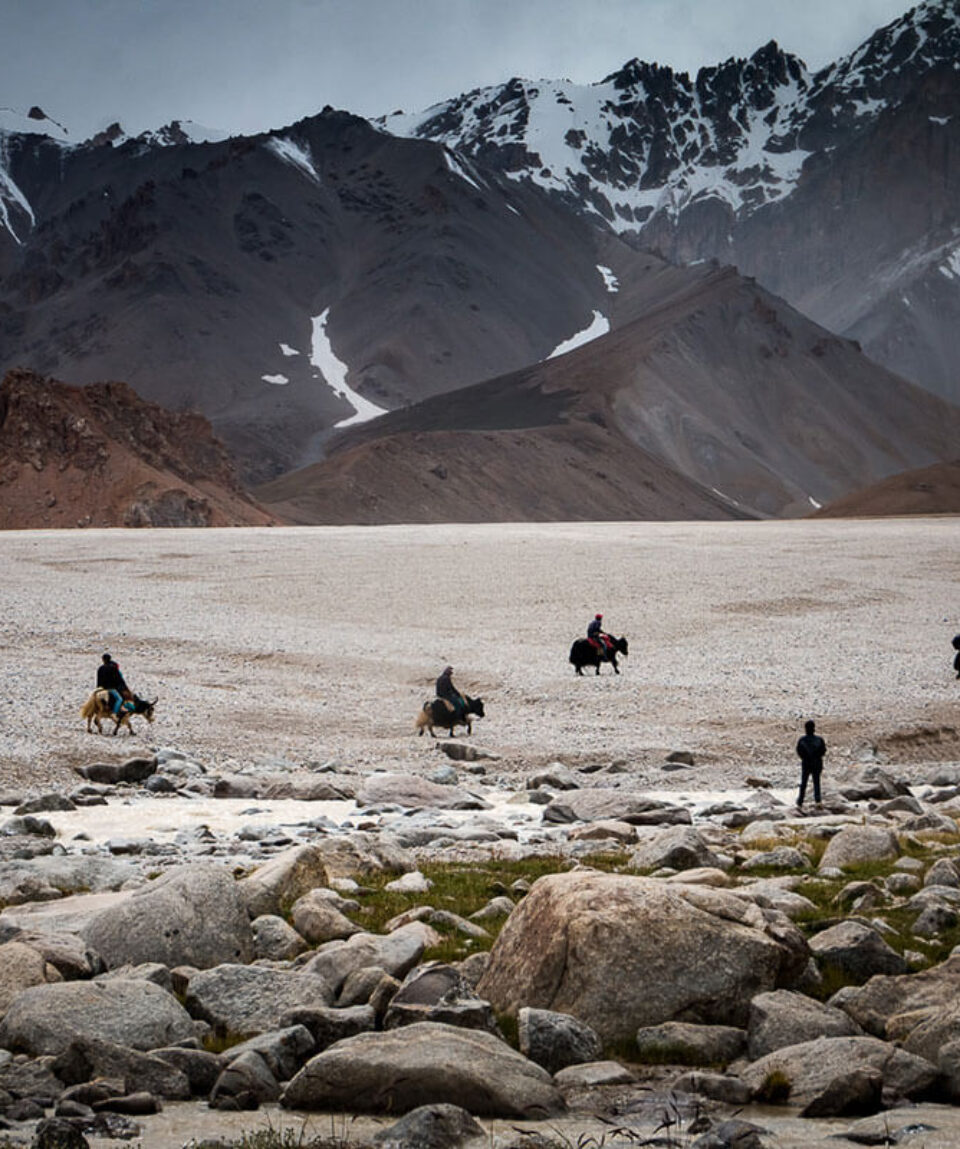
[{"left": 1, "top": 520, "right": 960, "bottom": 1148}]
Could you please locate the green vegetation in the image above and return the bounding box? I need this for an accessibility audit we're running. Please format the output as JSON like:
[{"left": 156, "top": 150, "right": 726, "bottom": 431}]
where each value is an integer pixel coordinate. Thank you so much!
[
  {"left": 340, "top": 853, "right": 628, "bottom": 963},
  {"left": 755, "top": 1068, "right": 792, "bottom": 1103}
]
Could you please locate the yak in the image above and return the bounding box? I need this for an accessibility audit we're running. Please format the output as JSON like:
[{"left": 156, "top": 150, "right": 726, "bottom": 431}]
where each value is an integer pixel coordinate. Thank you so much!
[
  {"left": 569, "top": 635, "right": 629, "bottom": 676},
  {"left": 415, "top": 695, "right": 485, "bottom": 737},
  {"left": 81, "top": 689, "right": 157, "bottom": 736}
]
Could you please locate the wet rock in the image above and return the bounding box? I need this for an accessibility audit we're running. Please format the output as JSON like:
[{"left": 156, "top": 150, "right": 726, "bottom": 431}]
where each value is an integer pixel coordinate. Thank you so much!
[
  {"left": 221, "top": 1025, "right": 315, "bottom": 1082},
  {"left": 690, "top": 1118, "right": 767, "bottom": 1149},
  {"left": 371, "top": 1102, "right": 485, "bottom": 1148},
  {"left": 77, "top": 757, "right": 158, "bottom": 785},
  {"left": 553, "top": 1060, "right": 636, "bottom": 1088},
  {"left": 672, "top": 1071, "right": 752, "bottom": 1105},
  {"left": 281, "top": 1021, "right": 564, "bottom": 1117},
  {"left": 92, "top": 1089, "right": 159, "bottom": 1115},
  {"left": 152, "top": 1045, "right": 223, "bottom": 1095},
  {"left": 33, "top": 1117, "right": 90, "bottom": 1149},
  {"left": 799, "top": 1066, "right": 884, "bottom": 1118},
  {"left": 211, "top": 1050, "right": 280, "bottom": 1106}
]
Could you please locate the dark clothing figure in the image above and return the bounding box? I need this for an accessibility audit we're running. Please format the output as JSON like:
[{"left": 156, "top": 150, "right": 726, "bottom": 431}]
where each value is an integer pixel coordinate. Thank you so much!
[
  {"left": 796, "top": 720, "right": 826, "bottom": 808},
  {"left": 436, "top": 666, "right": 464, "bottom": 718},
  {"left": 587, "top": 614, "right": 608, "bottom": 652},
  {"left": 953, "top": 634, "right": 960, "bottom": 679},
  {"left": 97, "top": 654, "right": 129, "bottom": 716}
]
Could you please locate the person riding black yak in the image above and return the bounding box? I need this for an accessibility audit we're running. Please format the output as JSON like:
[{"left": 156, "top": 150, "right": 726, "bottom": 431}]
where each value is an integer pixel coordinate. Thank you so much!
[
  {"left": 436, "top": 665, "right": 467, "bottom": 721},
  {"left": 587, "top": 613, "right": 611, "bottom": 657}
]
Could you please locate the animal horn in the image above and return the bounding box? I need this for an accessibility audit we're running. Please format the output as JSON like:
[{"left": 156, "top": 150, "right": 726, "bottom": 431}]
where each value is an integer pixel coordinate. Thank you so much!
[{"left": 150, "top": 697, "right": 159, "bottom": 705}]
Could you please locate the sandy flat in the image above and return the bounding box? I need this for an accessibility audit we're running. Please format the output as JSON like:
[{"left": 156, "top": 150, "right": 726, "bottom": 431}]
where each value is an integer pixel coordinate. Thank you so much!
[{"left": 1, "top": 518, "right": 958, "bottom": 793}]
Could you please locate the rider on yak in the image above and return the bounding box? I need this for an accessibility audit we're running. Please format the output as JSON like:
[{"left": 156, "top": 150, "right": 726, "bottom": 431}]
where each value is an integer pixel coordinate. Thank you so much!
[
  {"left": 587, "top": 613, "right": 611, "bottom": 656},
  {"left": 436, "top": 665, "right": 467, "bottom": 720},
  {"left": 97, "top": 653, "right": 131, "bottom": 717}
]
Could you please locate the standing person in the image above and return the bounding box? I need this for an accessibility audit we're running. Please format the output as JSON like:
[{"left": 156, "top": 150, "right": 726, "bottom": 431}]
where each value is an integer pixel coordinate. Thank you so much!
[
  {"left": 96, "top": 653, "right": 129, "bottom": 717},
  {"left": 796, "top": 719, "right": 827, "bottom": 811},
  {"left": 436, "top": 665, "right": 465, "bottom": 719},
  {"left": 952, "top": 634, "right": 960, "bottom": 679}
]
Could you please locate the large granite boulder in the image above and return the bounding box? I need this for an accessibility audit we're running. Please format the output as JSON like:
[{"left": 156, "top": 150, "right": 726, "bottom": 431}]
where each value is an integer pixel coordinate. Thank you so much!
[
  {"left": 184, "top": 964, "right": 334, "bottom": 1037},
  {"left": 740, "top": 1035, "right": 937, "bottom": 1107},
  {"left": 0, "top": 978, "right": 196, "bottom": 1055},
  {"left": 629, "top": 827, "right": 722, "bottom": 872},
  {"left": 475, "top": 872, "right": 807, "bottom": 1043},
  {"left": 542, "top": 790, "right": 692, "bottom": 826},
  {"left": 281, "top": 1022, "right": 563, "bottom": 1117},
  {"left": 81, "top": 863, "right": 253, "bottom": 970}
]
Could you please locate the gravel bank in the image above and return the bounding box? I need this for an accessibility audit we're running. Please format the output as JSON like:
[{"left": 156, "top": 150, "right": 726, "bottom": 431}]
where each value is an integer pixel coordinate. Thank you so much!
[{"left": 1, "top": 519, "right": 957, "bottom": 795}]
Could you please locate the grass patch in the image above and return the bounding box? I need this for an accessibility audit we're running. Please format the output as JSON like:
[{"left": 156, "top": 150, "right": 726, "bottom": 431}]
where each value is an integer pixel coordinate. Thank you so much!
[
  {"left": 755, "top": 1069, "right": 792, "bottom": 1104},
  {"left": 202, "top": 1028, "right": 256, "bottom": 1054},
  {"left": 344, "top": 854, "right": 628, "bottom": 962}
]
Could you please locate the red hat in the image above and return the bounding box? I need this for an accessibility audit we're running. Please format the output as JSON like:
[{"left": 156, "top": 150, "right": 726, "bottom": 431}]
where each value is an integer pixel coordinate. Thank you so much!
[{"left": 595, "top": 613, "right": 603, "bottom": 619}]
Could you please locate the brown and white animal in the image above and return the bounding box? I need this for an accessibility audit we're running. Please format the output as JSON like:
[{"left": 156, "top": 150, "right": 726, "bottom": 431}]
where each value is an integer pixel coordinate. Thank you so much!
[
  {"left": 81, "top": 689, "right": 157, "bottom": 735},
  {"left": 415, "top": 695, "right": 485, "bottom": 737}
]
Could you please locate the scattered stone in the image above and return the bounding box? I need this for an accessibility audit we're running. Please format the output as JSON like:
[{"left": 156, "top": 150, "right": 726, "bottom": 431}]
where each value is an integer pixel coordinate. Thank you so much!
[
  {"left": 809, "top": 921, "right": 909, "bottom": 983},
  {"left": 518, "top": 1007, "right": 603, "bottom": 1073},
  {"left": 371, "top": 1102, "right": 485, "bottom": 1149},
  {"left": 635, "top": 1021, "right": 745, "bottom": 1066},
  {"left": 819, "top": 826, "right": 900, "bottom": 871},
  {"left": 184, "top": 964, "right": 334, "bottom": 1037},
  {"left": 747, "top": 990, "right": 862, "bottom": 1059}
]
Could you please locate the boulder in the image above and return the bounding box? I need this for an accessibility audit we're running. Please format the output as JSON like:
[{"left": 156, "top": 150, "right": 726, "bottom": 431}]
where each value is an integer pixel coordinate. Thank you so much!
[
  {"left": 261, "top": 776, "right": 354, "bottom": 801},
  {"left": 818, "top": 826, "right": 899, "bottom": 872},
  {"left": 383, "top": 962, "right": 496, "bottom": 1033},
  {"left": 553, "top": 1061, "right": 636, "bottom": 1088},
  {"left": 211, "top": 1049, "right": 279, "bottom": 1107},
  {"left": 518, "top": 1008, "right": 602, "bottom": 1074},
  {"left": 251, "top": 915, "right": 309, "bottom": 962},
  {"left": 299, "top": 925, "right": 424, "bottom": 994},
  {"left": 629, "top": 827, "right": 722, "bottom": 872},
  {"left": 543, "top": 790, "right": 692, "bottom": 826},
  {"left": 741, "top": 847, "right": 808, "bottom": 872},
  {"left": 747, "top": 990, "right": 862, "bottom": 1058},
  {"left": 81, "top": 862, "right": 253, "bottom": 970},
  {"left": 76, "top": 756, "right": 158, "bottom": 785},
  {"left": 741, "top": 1035, "right": 936, "bottom": 1106},
  {"left": 281, "top": 1022, "right": 563, "bottom": 1117},
  {"left": 184, "top": 964, "right": 334, "bottom": 1037},
  {"left": 278, "top": 1004, "right": 376, "bottom": 1051},
  {"left": 152, "top": 1045, "right": 224, "bottom": 1095},
  {"left": 671, "top": 1071, "right": 752, "bottom": 1106},
  {"left": 221, "top": 1025, "right": 315, "bottom": 1081},
  {"left": 635, "top": 1021, "right": 745, "bottom": 1066},
  {"left": 0, "top": 978, "right": 196, "bottom": 1055},
  {"left": 290, "top": 890, "right": 360, "bottom": 944},
  {"left": 371, "top": 1103, "right": 485, "bottom": 1149},
  {"left": 356, "top": 774, "right": 489, "bottom": 811},
  {"left": 51, "top": 1036, "right": 191, "bottom": 1099},
  {"left": 0, "top": 941, "right": 59, "bottom": 1015},
  {"left": 808, "top": 921, "right": 908, "bottom": 983},
  {"left": 476, "top": 871, "right": 806, "bottom": 1044},
  {"left": 237, "top": 844, "right": 330, "bottom": 919},
  {"left": 838, "top": 768, "right": 911, "bottom": 802},
  {"left": 799, "top": 1068, "right": 884, "bottom": 1118},
  {"left": 835, "top": 954, "right": 960, "bottom": 1038}
]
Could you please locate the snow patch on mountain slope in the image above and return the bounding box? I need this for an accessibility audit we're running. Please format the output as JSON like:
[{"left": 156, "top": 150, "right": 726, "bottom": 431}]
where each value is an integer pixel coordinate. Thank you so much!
[
  {"left": 547, "top": 310, "right": 610, "bottom": 359},
  {"left": 267, "top": 137, "right": 320, "bottom": 183},
  {"left": 311, "top": 309, "right": 389, "bottom": 428}
]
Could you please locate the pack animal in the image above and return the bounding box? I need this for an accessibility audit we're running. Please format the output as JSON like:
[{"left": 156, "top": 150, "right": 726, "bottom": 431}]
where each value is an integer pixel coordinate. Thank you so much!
[
  {"left": 81, "top": 689, "right": 157, "bottom": 735},
  {"left": 569, "top": 635, "right": 629, "bottom": 676},
  {"left": 415, "top": 695, "right": 485, "bottom": 737}
]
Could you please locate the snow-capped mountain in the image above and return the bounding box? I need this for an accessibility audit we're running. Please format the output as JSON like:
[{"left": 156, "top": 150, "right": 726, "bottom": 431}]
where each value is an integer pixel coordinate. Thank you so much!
[
  {"left": 382, "top": 0, "right": 960, "bottom": 402},
  {"left": 0, "top": 1, "right": 959, "bottom": 522}
]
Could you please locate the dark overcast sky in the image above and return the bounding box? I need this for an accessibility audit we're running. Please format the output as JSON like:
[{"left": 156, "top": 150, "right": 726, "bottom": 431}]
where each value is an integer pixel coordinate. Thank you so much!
[{"left": 4, "top": 0, "right": 915, "bottom": 140}]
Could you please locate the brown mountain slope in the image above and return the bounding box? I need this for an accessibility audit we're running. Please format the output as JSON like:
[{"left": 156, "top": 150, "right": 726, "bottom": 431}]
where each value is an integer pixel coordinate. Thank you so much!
[
  {"left": 257, "top": 263, "right": 960, "bottom": 523},
  {"left": 813, "top": 459, "right": 960, "bottom": 518},
  {"left": 0, "top": 368, "right": 277, "bottom": 528},
  {"left": 257, "top": 421, "right": 746, "bottom": 524}
]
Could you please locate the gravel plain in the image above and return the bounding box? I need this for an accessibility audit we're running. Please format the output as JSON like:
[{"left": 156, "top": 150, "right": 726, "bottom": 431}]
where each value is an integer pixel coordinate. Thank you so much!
[{"left": 1, "top": 518, "right": 958, "bottom": 796}]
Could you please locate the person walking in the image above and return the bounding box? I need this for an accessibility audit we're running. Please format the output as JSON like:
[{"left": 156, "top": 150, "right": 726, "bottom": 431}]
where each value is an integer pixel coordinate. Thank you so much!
[
  {"left": 796, "top": 719, "right": 827, "bottom": 812},
  {"left": 952, "top": 634, "right": 960, "bottom": 679}
]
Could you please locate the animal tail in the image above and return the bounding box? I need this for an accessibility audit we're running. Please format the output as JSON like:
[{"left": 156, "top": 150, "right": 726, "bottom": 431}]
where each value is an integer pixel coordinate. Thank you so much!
[{"left": 80, "top": 695, "right": 95, "bottom": 719}]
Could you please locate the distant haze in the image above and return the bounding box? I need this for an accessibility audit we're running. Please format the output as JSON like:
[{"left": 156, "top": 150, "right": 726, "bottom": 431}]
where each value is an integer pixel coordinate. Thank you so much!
[{"left": 5, "top": 0, "right": 916, "bottom": 141}]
